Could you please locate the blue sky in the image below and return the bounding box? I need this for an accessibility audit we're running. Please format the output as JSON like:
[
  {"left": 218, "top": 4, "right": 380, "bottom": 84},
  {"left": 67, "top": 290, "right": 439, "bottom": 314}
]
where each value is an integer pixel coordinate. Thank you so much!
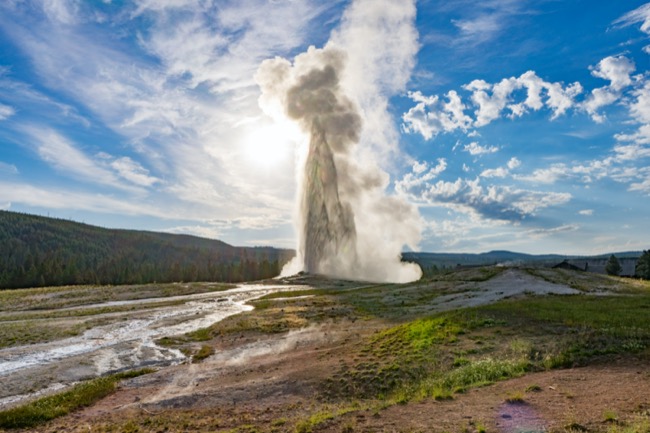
[{"left": 0, "top": 0, "right": 649, "bottom": 255}]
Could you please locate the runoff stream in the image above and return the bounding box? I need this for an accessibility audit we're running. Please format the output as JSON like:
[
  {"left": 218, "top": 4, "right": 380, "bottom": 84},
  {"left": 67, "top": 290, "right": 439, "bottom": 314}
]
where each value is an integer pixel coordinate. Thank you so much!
[{"left": 0, "top": 284, "right": 303, "bottom": 409}]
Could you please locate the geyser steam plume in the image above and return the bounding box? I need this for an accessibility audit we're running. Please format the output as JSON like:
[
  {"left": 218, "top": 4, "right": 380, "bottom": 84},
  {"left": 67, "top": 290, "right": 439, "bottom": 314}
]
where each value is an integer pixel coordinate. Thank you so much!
[{"left": 256, "top": 46, "right": 421, "bottom": 283}]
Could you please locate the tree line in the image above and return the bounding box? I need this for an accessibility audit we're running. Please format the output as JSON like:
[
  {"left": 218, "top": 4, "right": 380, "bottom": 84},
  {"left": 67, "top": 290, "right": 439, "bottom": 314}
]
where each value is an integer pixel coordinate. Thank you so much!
[
  {"left": 0, "top": 211, "right": 294, "bottom": 289},
  {"left": 605, "top": 251, "right": 650, "bottom": 279}
]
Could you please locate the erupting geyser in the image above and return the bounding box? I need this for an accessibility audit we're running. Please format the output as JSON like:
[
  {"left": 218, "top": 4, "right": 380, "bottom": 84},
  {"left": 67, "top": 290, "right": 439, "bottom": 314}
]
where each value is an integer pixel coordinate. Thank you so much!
[
  {"left": 301, "top": 119, "right": 358, "bottom": 274},
  {"left": 256, "top": 46, "right": 422, "bottom": 283}
]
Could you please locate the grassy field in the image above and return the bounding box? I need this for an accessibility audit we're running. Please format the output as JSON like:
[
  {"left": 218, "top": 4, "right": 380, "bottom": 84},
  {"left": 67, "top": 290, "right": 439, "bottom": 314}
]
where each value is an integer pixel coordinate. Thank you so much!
[{"left": 0, "top": 369, "right": 154, "bottom": 429}]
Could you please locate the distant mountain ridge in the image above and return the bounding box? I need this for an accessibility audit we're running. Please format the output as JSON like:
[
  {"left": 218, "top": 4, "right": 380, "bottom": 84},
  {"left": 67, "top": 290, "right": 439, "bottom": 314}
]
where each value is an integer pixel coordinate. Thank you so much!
[
  {"left": 403, "top": 249, "right": 643, "bottom": 271},
  {"left": 0, "top": 210, "right": 293, "bottom": 289}
]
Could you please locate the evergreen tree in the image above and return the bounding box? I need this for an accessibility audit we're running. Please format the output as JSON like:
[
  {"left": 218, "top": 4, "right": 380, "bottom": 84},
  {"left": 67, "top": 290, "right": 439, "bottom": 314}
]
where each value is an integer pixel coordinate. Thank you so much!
[
  {"left": 636, "top": 250, "right": 650, "bottom": 280},
  {"left": 605, "top": 254, "right": 622, "bottom": 276}
]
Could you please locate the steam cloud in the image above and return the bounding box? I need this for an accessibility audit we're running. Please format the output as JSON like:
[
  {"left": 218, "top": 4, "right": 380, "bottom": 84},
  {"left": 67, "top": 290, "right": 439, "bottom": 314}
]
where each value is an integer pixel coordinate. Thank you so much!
[{"left": 256, "top": 8, "right": 422, "bottom": 283}]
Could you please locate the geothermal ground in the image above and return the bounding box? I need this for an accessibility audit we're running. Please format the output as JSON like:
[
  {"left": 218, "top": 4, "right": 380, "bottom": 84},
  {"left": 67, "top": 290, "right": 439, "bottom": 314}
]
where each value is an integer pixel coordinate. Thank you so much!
[{"left": 1, "top": 267, "right": 649, "bottom": 432}]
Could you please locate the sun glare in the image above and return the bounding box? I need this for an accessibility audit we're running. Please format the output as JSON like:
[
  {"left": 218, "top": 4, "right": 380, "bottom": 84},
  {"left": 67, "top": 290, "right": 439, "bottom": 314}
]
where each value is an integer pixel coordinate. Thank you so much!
[{"left": 242, "top": 121, "right": 299, "bottom": 168}]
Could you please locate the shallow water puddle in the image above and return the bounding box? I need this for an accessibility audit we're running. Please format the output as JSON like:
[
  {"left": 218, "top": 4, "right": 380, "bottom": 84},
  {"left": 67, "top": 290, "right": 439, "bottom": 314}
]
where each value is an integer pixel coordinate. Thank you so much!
[{"left": 497, "top": 402, "right": 547, "bottom": 433}]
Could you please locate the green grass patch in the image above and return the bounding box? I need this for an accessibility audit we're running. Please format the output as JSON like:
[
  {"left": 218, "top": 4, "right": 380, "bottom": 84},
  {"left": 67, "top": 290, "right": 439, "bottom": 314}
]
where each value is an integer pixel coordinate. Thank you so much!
[
  {"left": 192, "top": 344, "right": 215, "bottom": 363},
  {"left": 0, "top": 369, "right": 154, "bottom": 429},
  {"left": 0, "top": 320, "right": 87, "bottom": 349},
  {"left": 293, "top": 405, "right": 357, "bottom": 433},
  {"left": 322, "top": 289, "right": 650, "bottom": 409}
]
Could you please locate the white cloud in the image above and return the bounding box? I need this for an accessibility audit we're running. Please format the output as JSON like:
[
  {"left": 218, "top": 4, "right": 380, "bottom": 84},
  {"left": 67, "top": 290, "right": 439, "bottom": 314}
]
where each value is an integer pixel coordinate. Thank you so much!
[
  {"left": 22, "top": 126, "right": 130, "bottom": 189},
  {"left": 465, "top": 77, "right": 517, "bottom": 126},
  {"left": 403, "top": 71, "right": 582, "bottom": 138},
  {"left": 610, "top": 78, "right": 650, "bottom": 165},
  {"left": 523, "top": 224, "right": 579, "bottom": 239},
  {"left": 579, "top": 209, "right": 594, "bottom": 216},
  {"left": 42, "top": 0, "right": 79, "bottom": 25},
  {"left": 507, "top": 157, "right": 521, "bottom": 169},
  {"left": 480, "top": 167, "right": 508, "bottom": 178},
  {"left": 109, "top": 157, "right": 161, "bottom": 187},
  {"left": 464, "top": 141, "right": 499, "bottom": 155},
  {"left": 480, "top": 156, "right": 520, "bottom": 178},
  {"left": 395, "top": 158, "right": 447, "bottom": 194},
  {"left": 517, "top": 163, "right": 570, "bottom": 184},
  {"left": 402, "top": 90, "right": 472, "bottom": 139},
  {"left": 397, "top": 166, "right": 571, "bottom": 223},
  {"left": 0, "top": 103, "right": 15, "bottom": 120},
  {"left": 583, "top": 56, "right": 636, "bottom": 122},
  {"left": 629, "top": 176, "right": 650, "bottom": 194},
  {"left": 583, "top": 87, "right": 620, "bottom": 123},
  {"left": 613, "top": 3, "right": 650, "bottom": 35},
  {"left": 590, "top": 55, "right": 636, "bottom": 91}
]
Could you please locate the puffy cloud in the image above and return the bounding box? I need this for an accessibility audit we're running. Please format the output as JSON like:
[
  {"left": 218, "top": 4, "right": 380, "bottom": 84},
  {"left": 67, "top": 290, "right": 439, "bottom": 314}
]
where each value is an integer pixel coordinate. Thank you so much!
[
  {"left": 590, "top": 55, "right": 636, "bottom": 91},
  {"left": 395, "top": 158, "right": 447, "bottom": 194},
  {"left": 402, "top": 90, "right": 472, "bottom": 139},
  {"left": 480, "top": 167, "right": 509, "bottom": 178},
  {"left": 629, "top": 176, "right": 650, "bottom": 195},
  {"left": 403, "top": 55, "right": 642, "bottom": 140},
  {"left": 583, "top": 87, "right": 620, "bottom": 123},
  {"left": 465, "top": 77, "right": 517, "bottom": 126},
  {"left": 397, "top": 165, "right": 571, "bottom": 223},
  {"left": 403, "top": 71, "right": 582, "bottom": 138},
  {"left": 480, "top": 156, "right": 521, "bottom": 179},
  {"left": 464, "top": 141, "right": 499, "bottom": 155},
  {"left": 611, "top": 78, "right": 650, "bottom": 161},
  {"left": 583, "top": 56, "right": 636, "bottom": 122},
  {"left": 507, "top": 157, "right": 521, "bottom": 169},
  {"left": 579, "top": 209, "right": 594, "bottom": 216}
]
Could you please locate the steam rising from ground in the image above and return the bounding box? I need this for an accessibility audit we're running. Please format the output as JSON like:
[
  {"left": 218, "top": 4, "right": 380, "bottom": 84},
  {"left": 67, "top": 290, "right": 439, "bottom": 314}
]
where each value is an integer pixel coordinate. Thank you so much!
[{"left": 256, "top": 9, "right": 422, "bottom": 283}]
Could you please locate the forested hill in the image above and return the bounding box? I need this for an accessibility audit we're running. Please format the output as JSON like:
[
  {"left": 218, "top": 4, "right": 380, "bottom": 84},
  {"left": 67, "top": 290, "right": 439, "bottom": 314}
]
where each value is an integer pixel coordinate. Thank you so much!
[{"left": 0, "top": 210, "right": 294, "bottom": 289}]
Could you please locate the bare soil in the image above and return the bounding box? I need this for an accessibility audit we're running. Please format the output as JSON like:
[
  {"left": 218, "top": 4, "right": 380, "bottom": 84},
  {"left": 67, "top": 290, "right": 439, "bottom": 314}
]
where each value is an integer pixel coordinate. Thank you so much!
[{"left": 40, "top": 321, "right": 650, "bottom": 433}]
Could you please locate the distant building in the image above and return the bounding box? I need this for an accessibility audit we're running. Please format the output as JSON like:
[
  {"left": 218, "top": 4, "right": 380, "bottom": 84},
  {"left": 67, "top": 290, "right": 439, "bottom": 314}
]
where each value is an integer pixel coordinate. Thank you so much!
[{"left": 552, "top": 260, "right": 583, "bottom": 272}]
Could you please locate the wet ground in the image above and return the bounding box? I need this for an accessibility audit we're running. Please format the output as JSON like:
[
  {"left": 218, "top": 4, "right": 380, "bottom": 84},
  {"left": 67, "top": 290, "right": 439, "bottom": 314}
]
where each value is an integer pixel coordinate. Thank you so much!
[{"left": 0, "top": 284, "right": 307, "bottom": 409}]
